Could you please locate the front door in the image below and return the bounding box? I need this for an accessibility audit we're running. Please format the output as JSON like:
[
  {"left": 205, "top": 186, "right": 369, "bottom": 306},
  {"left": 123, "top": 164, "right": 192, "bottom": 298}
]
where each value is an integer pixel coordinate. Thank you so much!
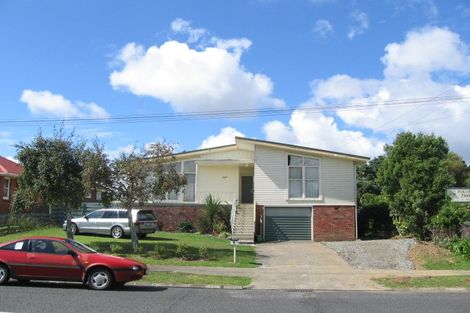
[{"left": 241, "top": 176, "right": 254, "bottom": 204}]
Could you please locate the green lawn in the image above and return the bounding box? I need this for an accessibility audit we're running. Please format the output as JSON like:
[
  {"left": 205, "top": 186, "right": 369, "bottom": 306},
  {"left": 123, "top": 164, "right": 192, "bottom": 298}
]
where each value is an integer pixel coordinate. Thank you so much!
[
  {"left": 423, "top": 255, "right": 470, "bottom": 270},
  {"left": 0, "top": 227, "right": 257, "bottom": 268},
  {"left": 375, "top": 276, "right": 470, "bottom": 289},
  {"left": 141, "top": 272, "right": 251, "bottom": 287}
]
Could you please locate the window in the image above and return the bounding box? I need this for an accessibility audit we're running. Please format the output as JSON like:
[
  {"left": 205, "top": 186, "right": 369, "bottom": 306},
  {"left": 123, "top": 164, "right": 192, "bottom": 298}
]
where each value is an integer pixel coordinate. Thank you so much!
[
  {"left": 183, "top": 160, "right": 196, "bottom": 202},
  {"left": 0, "top": 240, "right": 28, "bottom": 252},
  {"left": 288, "top": 155, "right": 319, "bottom": 198},
  {"left": 118, "top": 210, "right": 128, "bottom": 219},
  {"left": 162, "top": 161, "right": 196, "bottom": 202},
  {"left": 102, "top": 210, "right": 118, "bottom": 219},
  {"left": 87, "top": 210, "right": 104, "bottom": 219},
  {"left": 30, "top": 239, "right": 69, "bottom": 255},
  {"left": 3, "top": 177, "right": 10, "bottom": 200}
]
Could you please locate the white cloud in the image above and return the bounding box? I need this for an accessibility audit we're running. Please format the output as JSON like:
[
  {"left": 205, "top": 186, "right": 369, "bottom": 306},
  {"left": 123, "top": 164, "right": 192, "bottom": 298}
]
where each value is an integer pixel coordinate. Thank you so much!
[
  {"left": 105, "top": 144, "right": 136, "bottom": 160},
  {"left": 20, "top": 90, "right": 110, "bottom": 119},
  {"left": 348, "top": 10, "right": 369, "bottom": 40},
  {"left": 313, "top": 19, "right": 334, "bottom": 38},
  {"left": 110, "top": 33, "right": 284, "bottom": 112},
  {"left": 263, "top": 26, "right": 470, "bottom": 160},
  {"left": 381, "top": 26, "right": 470, "bottom": 79},
  {"left": 199, "top": 127, "right": 245, "bottom": 149},
  {"left": 171, "top": 18, "right": 207, "bottom": 43},
  {"left": 263, "top": 111, "right": 385, "bottom": 157}
]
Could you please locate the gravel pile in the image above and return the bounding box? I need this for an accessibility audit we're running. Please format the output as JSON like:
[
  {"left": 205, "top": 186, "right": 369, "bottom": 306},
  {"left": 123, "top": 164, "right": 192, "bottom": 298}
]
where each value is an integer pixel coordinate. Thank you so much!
[{"left": 325, "top": 239, "right": 417, "bottom": 270}]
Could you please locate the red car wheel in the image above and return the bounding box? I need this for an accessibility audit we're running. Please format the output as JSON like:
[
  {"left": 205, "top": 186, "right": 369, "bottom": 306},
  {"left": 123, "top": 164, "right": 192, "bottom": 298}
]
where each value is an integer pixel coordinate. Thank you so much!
[{"left": 0, "top": 263, "right": 9, "bottom": 285}]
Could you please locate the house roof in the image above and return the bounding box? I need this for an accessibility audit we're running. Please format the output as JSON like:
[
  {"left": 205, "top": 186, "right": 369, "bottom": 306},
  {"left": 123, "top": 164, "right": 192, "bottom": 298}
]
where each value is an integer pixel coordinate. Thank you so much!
[
  {"left": 173, "top": 137, "right": 369, "bottom": 162},
  {"left": 235, "top": 137, "right": 370, "bottom": 162},
  {"left": 0, "top": 156, "right": 22, "bottom": 177}
]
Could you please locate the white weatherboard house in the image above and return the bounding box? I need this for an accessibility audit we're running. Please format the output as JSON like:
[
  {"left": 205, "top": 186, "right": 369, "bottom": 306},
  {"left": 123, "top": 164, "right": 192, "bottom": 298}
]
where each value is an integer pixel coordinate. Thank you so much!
[{"left": 152, "top": 137, "right": 369, "bottom": 243}]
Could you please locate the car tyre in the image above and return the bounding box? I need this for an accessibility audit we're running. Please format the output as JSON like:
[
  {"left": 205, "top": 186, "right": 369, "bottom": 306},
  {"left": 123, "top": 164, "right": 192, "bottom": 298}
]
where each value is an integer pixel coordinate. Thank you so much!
[
  {"left": 0, "top": 263, "right": 10, "bottom": 285},
  {"left": 87, "top": 268, "right": 114, "bottom": 290},
  {"left": 71, "top": 223, "right": 79, "bottom": 235},
  {"left": 111, "top": 226, "right": 124, "bottom": 239}
]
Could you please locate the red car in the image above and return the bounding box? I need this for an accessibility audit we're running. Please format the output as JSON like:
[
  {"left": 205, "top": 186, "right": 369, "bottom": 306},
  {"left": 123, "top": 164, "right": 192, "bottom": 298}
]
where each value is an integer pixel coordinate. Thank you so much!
[{"left": 0, "top": 236, "right": 147, "bottom": 290}]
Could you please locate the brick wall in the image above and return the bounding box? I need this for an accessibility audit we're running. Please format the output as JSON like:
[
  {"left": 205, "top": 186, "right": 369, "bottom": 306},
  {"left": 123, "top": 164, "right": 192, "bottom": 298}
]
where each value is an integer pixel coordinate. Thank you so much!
[
  {"left": 0, "top": 177, "right": 18, "bottom": 215},
  {"left": 313, "top": 205, "right": 356, "bottom": 241},
  {"left": 147, "top": 205, "right": 203, "bottom": 231}
]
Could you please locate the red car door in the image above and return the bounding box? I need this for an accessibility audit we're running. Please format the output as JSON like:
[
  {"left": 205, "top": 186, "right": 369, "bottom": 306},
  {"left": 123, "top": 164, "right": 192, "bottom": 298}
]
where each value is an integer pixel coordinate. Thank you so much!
[
  {"left": 26, "top": 239, "right": 83, "bottom": 281},
  {"left": 0, "top": 239, "right": 30, "bottom": 277}
]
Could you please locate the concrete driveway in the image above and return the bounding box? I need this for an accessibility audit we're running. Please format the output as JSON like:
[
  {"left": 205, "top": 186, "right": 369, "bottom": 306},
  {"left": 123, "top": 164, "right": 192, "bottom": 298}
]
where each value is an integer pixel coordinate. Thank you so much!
[{"left": 253, "top": 241, "right": 384, "bottom": 290}]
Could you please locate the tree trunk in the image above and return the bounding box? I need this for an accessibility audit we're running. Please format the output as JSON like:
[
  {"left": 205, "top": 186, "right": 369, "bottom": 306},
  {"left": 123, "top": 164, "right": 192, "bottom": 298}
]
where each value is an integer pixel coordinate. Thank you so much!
[
  {"left": 127, "top": 207, "right": 139, "bottom": 252},
  {"left": 66, "top": 208, "right": 73, "bottom": 239}
]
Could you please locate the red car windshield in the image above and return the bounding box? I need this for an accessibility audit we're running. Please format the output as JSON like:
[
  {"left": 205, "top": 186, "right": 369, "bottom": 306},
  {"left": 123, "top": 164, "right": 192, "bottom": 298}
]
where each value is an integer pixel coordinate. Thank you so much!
[{"left": 65, "top": 239, "right": 97, "bottom": 253}]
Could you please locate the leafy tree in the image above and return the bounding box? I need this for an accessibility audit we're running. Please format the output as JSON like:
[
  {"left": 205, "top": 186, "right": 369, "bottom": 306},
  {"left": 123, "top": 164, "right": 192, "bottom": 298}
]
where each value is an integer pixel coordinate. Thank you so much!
[
  {"left": 446, "top": 152, "right": 469, "bottom": 187},
  {"left": 15, "top": 130, "right": 85, "bottom": 239},
  {"left": 109, "top": 142, "right": 185, "bottom": 251},
  {"left": 81, "top": 140, "right": 113, "bottom": 206},
  {"left": 357, "top": 156, "right": 384, "bottom": 200},
  {"left": 377, "top": 132, "right": 454, "bottom": 239}
]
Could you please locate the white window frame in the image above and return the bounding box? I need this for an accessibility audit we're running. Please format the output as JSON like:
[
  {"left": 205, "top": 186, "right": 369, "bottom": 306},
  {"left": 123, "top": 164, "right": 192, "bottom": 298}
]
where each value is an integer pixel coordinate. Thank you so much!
[
  {"left": 3, "top": 177, "right": 11, "bottom": 200},
  {"left": 287, "top": 154, "right": 321, "bottom": 200}
]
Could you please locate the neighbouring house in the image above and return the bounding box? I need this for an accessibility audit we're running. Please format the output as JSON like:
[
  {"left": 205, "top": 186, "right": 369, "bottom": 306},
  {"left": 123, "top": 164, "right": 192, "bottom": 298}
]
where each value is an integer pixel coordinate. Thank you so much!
[
  {"left": 150, "top": 137, "right": 369, "bottom": 243},
  {"left": 0, "top": 156, "right": 22, "bottom": 216}
]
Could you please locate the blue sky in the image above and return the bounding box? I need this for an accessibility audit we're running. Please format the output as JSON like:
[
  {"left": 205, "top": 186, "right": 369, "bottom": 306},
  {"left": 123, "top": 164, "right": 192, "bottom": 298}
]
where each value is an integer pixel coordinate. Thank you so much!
[{"left": 1, "top": 0, "right": 470, "bottom": 161}]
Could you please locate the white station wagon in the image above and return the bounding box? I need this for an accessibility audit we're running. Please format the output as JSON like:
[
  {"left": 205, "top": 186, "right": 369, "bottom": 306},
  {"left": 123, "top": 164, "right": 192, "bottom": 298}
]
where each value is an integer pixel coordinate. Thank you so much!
[{"left": 63, "top": 208, "right": 158, "bottom": 239}]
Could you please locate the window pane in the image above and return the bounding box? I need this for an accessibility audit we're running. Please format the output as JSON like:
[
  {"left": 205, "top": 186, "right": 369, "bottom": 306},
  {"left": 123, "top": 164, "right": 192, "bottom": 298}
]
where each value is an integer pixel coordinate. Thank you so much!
[
  {"left": 102, "top": 210, "right": 118, "bottom": 219},
  {"left": 167, "top": 191, "right": 178, "bottom": 200},
  {"left": 289, "top": 167, "right": 302, "bottom": 179},
  {"left": 31, "top": 239, "right": 55, "bottom": 254},
  {"left": 118, "top": 210, "right": 128, "bottom": 219},
  {"left": 289, "top": 180, "right": 302, "bottom": 198},
  {"left": 304, "top": 157, "right": 319, "bottom": 166},
  {"left": 184, "top": 160, "right": 196, "bottom": 173},
  {"left": 51, "top": 241, "right": 69, "bottom": 255},
  {"left": 87, "top": 210, "right": 104, "bottom": 219},
  {"left": 183, "top": 174, "right": 195, "bottom": 201},
  {"left": 288, "top": 155, "right": 302, "bottom": 166},
  {"left": 305, "top": 167, "right": 319, "bottom": 179},
  {"left": 305, "top": 180, "right": 319, "bottom": 198}
]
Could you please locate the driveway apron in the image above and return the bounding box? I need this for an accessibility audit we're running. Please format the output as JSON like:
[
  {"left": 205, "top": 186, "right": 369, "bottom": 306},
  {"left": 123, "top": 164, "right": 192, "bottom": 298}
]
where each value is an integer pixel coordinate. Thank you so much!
[{"left": 253, "top": 241, "right": 384, "bottom": 290}]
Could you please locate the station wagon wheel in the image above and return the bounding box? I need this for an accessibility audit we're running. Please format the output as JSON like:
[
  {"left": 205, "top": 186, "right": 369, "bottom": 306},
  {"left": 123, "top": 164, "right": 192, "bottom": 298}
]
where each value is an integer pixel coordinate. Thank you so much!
[
  {"left": 71, "top": 223, "right": 79, "bottom": 235},
  {"left": 87, "top": 268, "right": 113, "bottom": 290},
  {"left": 0, "top": 263, "right": 10, "bottom": 285},
  {"left": 111, "top": 226, "right": 124, "bottom": 239}
]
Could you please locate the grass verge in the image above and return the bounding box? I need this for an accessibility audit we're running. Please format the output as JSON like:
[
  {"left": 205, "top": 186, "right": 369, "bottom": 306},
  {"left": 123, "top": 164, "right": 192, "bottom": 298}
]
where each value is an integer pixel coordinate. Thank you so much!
[
  {"left": 0, "top": 227, "right": 257, "bottom": 268},
  {"left": 374, "top": 276, "right": 470, "bottom": 289},
  {"left": 141, "top": 272, "right": 251, "bottom": 287},
  {"left": 409, "top": 241, "right": 470, "bottom": 270}
]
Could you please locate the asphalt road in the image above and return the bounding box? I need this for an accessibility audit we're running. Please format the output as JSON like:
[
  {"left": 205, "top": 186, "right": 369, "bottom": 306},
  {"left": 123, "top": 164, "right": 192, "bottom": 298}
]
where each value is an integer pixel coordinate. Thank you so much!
[{"left": 0, "top": 282, "right": 469, "bottom": 313}]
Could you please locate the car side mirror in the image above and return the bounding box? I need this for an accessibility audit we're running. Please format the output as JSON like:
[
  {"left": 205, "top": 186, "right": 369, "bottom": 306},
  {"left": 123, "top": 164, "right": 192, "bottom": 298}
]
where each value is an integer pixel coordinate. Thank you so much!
[
  {"left": 84, "top": 215, "right": 89, "bottom": 220},
  {"left": 67, "top": 250, "right": 78, "bottom": 257}
]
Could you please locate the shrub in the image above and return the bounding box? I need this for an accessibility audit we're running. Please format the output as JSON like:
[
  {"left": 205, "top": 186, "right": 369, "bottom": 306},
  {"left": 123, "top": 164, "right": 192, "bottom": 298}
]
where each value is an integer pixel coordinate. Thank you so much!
[
  {"left": 196, "top": 194, "right": 231, "bottom": 234},
  {"left": 134, "top": 245, "right": 144, "bottom": 255},
  {"left": 110, "top": 243, "right": 123, "bottom": 254},
  {"left": 431, "top": 201, "right": 470, "bottom": 239},
  {"left": 176, "top": 243, "right": 193, "bottom": 260},
  {"left": 179, "top": 220, "right": 194, "bottom": 233},
  {"left": 439, "top": 237, "right": 470, "bottom": 260},
  {"left": 198, "top": 246, "right": 210, "bottom": 260},
  {"left": 152, "top": 244, "right": 167, "bottom": 259},
  {"left": 358, "top": 193, "right": 396, "bottom": 239}
]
